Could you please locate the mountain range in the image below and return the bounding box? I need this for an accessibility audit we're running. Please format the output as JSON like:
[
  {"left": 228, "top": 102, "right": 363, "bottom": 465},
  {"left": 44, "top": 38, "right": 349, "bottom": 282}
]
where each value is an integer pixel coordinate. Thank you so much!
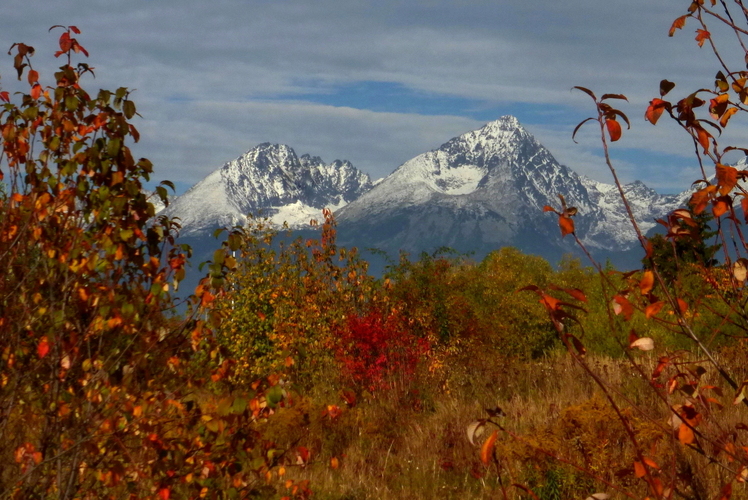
[{"left": 160, "top": 116, "right": 693, "bottom": 269}]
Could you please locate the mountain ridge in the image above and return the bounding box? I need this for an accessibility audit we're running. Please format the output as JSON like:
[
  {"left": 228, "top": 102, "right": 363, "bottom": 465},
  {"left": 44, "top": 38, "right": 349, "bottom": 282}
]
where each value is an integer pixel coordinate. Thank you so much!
[{"left": 161, "top": 116, "right": 696, "bottom": 268}]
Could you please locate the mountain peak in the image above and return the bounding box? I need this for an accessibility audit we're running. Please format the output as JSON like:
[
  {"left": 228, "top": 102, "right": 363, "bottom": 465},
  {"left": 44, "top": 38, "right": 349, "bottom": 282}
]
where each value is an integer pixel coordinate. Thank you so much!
[{"left": 161, "top": 144, "right": 371, "bottom": 235}]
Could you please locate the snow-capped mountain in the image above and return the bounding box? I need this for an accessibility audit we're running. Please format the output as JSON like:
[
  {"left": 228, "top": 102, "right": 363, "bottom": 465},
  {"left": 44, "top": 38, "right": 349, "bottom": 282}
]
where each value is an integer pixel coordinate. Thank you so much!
[
  {"left": 163, "top": 116, "right": 699, "bottom": 270},
  {"left": 161, "top": 143, "right": 372, "bottom": 236},
  {"left": 334, "top": 116, "right": 689, "bottom": 262}
]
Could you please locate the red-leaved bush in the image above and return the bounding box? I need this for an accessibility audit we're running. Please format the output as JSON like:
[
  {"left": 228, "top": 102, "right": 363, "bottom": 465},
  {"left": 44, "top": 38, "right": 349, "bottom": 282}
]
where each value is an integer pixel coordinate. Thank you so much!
[{"left": 334, "top": 308, "right": 429, "bottom": 391}]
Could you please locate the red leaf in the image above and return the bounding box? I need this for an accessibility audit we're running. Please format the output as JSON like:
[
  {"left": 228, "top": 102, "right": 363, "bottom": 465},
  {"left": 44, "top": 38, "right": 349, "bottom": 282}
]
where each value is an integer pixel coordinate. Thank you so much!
[
  {"left": 0, "top": 91, "right": 9, "bottom": 103},
  {"left": 559, "top": 216, "right": 574, "bottom": 237},
  {"left": 27, "top": 69, "right": 38, "bottom": 85},
  {"left": 37, "top": 337, "right": 50, "bottom": 358},
  {"left": 59, "top": 32, "right": 72, "bottom": 52},
  {"left": 158, "top": 488, "right": 170, "bottom": 500},
  {"left": 70, "top": 26, "right": 81, "bottom": 34},
  {"left": 606, "top": 119, "right": 622, "bottom": 141}
]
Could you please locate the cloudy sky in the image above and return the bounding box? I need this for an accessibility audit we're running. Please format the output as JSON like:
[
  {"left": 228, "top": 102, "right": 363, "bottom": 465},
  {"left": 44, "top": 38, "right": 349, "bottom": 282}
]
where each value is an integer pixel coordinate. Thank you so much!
[{"left": 2, "top": 0, "right": 745, "bottom": 194}]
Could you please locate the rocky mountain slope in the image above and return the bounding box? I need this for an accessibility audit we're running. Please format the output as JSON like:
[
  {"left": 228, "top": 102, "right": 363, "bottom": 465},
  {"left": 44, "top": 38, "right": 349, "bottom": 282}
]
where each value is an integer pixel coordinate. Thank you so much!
[
  {"left": 333, "top": 116, "right": 689, "bottom": 263},
  {"left": 162, "top": 117, "right": 697, "bottom": 268},
  {"left": 160, "top": 143, "right": 372, "bottom": 236}
]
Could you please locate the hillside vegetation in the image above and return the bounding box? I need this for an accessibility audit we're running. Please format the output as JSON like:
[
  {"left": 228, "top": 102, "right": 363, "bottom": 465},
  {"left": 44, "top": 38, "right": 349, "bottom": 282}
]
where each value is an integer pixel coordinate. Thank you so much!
[{"left": 5, "top": 4, "right": 748, "bottom": 498}]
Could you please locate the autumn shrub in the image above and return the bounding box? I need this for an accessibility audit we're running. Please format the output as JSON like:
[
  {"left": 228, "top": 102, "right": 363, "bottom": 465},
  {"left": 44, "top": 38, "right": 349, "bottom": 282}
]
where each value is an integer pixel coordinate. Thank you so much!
[
  {"left": 214, "top": 210, "right": 381, "bottom": 389},
  {"left": 0, "top": 28, "right": 307, "bottom": 500},
  {"left": 333, "top": 307, "right": 430, "bottom": 392}
]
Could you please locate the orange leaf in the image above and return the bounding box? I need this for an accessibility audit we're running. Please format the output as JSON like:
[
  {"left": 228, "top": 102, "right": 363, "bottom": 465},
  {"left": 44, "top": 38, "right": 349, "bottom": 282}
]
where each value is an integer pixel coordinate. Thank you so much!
[
  {"left": 645, "top": 98, "right": 667, "bottom": 124},
  {"left": 612, "top": 295, "right": 634, "bottom": 321},
  {"left": 720, "top": 107, "right": 738, "bottom": 127},
  {"left": 695, "top": 29, "right": 711, "bottom": 47},
  {"left": 690, "top": 187, "right": 711, "bottom": 215},
  {"left": 27, "top": 69, "right": 38, "bottom": 85},
  {"left": 645, "top": 301, "right": 664, "bottom": 319},
  {"left": 696, "top": 127, "right": 711, "bottom": 151},
  {"left": 540, "top": 293, "right": 560, "bottom": 311},
  {"left": 330, "top": 457, "right": 340, "bottom": 469},
  {"left": 480, "top": 430, "right": 498, "bottom": 464},
  {"left": 678, "top": 423, "right": 695, "bottom": 444},
  {"left": 713, "top": 197, "right": 730, "bottom": 217},
  {"left": 677, "top": 298, "right": 688, "bottom": 314},
  {"left": 634, "top": 460, "right": 646, "bottom": 478},
  {"left": 30, "top": 84, "right": 41, "bottom": 100},
  {"left": 606, "top": 119, "right": 622, "bottom": 141},
  {"left": 559, "top": 216, "right": 575, "bottom": 237},
  {"left": 639, "top": 270, "right": 654, "bottom": 295},
  {"left": 716, "top": 164, "right": 738, "bottom": 195},
  {"left": 158, "top": 488, "right": 170, "bottom": 500},
  {"left": 37, "top": 337, "right": 50, "bottom": 358},
  {"left": 669, "top": 15, "right": 687, "bottom": 36}
]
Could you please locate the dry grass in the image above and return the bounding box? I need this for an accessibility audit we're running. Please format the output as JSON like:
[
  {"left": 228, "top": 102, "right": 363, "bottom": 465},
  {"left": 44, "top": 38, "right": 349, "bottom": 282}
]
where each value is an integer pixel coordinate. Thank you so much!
[{"left": 265, "top": 347, "right": 748, "bottom": 499}]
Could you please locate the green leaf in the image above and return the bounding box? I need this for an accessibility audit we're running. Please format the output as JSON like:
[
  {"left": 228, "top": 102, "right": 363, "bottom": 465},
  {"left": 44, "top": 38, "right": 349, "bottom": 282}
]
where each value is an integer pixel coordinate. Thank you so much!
[
  {"left": 213, "top": 249, "right": 225, "bottom": 266},
  {"left": 231, "top": 397, "right": 248, "bottom": 414},
  {"left": 205, "top": 419, "right": 220, "bottom": 433},
  {"left": 123, "top": 100, "right": 136, "bottom": 119},
  {"left": 107, "top": 138, "right": 121, "bottom": 157},
  {"left": 65, "top": 95, "right": 78, "bottom": 111},
  {"left": 267, "top": 385, "right": 283, "bottom": 407}
]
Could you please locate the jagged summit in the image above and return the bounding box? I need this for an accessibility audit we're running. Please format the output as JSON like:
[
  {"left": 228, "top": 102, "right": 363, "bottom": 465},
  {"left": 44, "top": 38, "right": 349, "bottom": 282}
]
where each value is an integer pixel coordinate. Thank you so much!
[
  {"left": 335, "top": 116, "right": 688, "bottom": 257},
  {"left": 163, "top": 117, "right": 696, "bottom": 268},
  {"left": 161, "top": 143, "right": 371, "bottom": 236}
]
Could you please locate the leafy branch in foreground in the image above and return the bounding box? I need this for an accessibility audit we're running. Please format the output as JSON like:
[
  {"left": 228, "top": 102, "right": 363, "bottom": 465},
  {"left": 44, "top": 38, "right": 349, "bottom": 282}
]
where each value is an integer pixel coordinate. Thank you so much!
[
  {"left": 467, "top": 2, "right": 748, "bottom": 499},
  {"left": 0, "top": 27, "right": 310, "bottom": 500}
]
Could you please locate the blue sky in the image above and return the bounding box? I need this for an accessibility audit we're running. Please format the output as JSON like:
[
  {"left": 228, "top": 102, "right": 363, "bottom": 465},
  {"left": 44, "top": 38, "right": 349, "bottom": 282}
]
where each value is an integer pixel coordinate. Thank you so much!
[{"left": 2, "top": 0, "right": 745, "bottom": 195}]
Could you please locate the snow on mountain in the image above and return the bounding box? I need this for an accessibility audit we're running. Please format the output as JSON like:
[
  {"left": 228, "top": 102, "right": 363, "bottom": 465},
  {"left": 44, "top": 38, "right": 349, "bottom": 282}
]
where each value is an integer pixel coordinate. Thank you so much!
[
  {"left": 161, "top": 143, "right": 371, "bottom": 236},
  {"left": 335, "top": 116, "right": 691, "bottom": 258},
  {"left": 163, "top": 116, "right": 703, "bottom": 268},
  {"left": 579, "top": 177, "right": 690, "bottom": 249},
  {"left": 142, "top": 189, "right": 170, "bottom": 214}
]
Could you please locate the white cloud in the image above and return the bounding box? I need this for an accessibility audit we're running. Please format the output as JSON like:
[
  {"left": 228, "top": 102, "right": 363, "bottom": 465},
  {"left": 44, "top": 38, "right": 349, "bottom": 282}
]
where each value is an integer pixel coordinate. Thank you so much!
[{"left": 1, "top": 0, "right": 744, "bottom": 194}]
